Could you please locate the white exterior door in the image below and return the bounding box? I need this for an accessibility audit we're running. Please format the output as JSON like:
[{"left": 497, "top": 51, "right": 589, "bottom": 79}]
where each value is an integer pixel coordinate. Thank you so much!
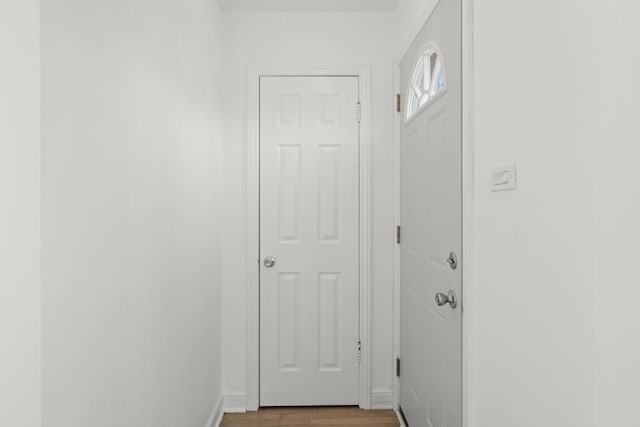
[
  {"left": 399, "top": 0, "right": 462, "bottom": 426},
  {"left": 259, "top": 76, "right": 360, "bottom": 406}
]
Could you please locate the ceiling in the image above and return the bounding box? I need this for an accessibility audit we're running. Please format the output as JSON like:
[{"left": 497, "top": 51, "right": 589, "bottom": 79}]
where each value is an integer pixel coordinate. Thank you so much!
[{"left": 218, "top": 0, "right": 399, "bottom": 13}]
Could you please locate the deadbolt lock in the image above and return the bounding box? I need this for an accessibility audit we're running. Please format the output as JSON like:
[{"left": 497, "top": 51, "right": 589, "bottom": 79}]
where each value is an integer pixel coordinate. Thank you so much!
[{"left": 447, "top": 252, "right": 458, "bottom": 270}]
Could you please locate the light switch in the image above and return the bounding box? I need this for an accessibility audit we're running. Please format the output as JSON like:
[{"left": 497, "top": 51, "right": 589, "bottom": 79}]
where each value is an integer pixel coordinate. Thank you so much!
[{"left": 491, "top": 163, "right": 517, "bottom": 191}]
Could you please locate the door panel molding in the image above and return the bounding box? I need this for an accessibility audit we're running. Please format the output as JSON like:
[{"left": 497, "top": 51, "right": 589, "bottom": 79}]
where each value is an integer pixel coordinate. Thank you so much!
[{"left": 246, "top": 64, "right": 373, "bottom": 411}]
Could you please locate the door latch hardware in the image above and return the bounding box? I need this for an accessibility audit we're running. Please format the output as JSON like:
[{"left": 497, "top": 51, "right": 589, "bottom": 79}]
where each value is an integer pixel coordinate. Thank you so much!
[
  {"left": 263, "top": 256, "right": 276, "bottom": 268},
  {"left": 435, "top": 290, "right": 458, "bottom": 309}
]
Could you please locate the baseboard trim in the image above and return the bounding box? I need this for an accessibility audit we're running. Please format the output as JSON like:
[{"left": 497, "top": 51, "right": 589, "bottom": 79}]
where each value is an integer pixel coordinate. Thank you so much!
[
  {"left": 224, "top": 393, "right": 248, "bottom": 413},
  {"left": 220, "top": 390, "right": 390, "bottom": 414},
  {"left": 205, "top": 394, "right": 224, "bottom": 427},
  {"left": 371, "top": 389, "right": 393, "bottom": 410}
]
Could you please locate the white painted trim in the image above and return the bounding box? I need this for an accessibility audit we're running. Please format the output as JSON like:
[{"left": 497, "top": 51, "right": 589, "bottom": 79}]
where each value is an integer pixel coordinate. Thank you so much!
[
  {"left": 392, "top": 55, "right": 402, "bottom": 412},
  {"left": 245, "top": 63, "right": 373, "bottom": 411},
  {"left": 205, "top": 395, "right": 224, "bottom": 427},
  {"left": 461, "top": 1, "right": 476, "bottom": 426},
  {"left": 246, "top": 64, "right": 261, "bottom": 413},
  {"left": 371, "top": 389, "right": 394, "bottom": 410},
  {"left": 223, "top": 393, "right": 249, "bottom": 413},
  {"left": 392, "top": 1, "right": 476, "bottom": 427}
]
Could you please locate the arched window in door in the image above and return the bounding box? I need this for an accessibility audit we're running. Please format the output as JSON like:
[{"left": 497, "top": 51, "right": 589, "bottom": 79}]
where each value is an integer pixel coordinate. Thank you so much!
[{"left": 406, "top": 43, "right": 447, "bottom": 120}]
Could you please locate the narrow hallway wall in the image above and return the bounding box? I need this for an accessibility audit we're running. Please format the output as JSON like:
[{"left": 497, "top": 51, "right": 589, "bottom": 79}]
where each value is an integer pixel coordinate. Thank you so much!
[
  {"left": 41, "top": 0, "right": 225, "bottom": 425},
  {"left": 0, "top": 1, "right": 42, "bottom": 426}
]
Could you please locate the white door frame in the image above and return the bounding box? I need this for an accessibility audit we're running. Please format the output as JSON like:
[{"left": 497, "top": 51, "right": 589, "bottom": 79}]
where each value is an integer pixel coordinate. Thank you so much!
[
  {"left": 246, "top": 64, "right": 373, "bottom": 411},
  {"left": 392, "top": 0, "right": 475, "bottom": 425}
]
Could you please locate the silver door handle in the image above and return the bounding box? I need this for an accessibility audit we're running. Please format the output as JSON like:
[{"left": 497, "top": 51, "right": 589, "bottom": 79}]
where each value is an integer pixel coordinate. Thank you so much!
[
  {"left": 435, "top": 290, "right": 457, "bottom": 309},
  {"left": 263, "top": 256, "right": 276, "bottom": 268}
]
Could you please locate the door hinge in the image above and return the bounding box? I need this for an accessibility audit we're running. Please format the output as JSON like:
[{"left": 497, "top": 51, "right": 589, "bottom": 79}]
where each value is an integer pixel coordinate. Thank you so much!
[
  {"left": 396, "top": 94, "right": 401, "bottom": 113},
  {"left": 357, "top": 340, "right": 362, "bottom": 363},
  {"left": 396, "top": 357, "right": 401, "bottom": 377},
  {"left": 396, "top": 225, "right": 401, "bottom": 244},
  {"left": 356, "top": 102, "right": 362, "bottom": 123}
]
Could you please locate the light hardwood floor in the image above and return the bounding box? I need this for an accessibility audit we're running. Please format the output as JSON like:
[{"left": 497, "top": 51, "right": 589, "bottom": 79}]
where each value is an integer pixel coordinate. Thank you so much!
[{"left": 220, "top": 406, "right": 400, "bottom": 426}]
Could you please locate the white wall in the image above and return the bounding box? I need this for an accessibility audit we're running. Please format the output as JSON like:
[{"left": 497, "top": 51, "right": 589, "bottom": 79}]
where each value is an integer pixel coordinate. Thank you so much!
[
  {"left": 41, "top": 0, "right": 225, "bottom": 426},
  {"left": 393, "top": 0, "right": 438, "bottom": 57},
  {"left": 396, "top": 1, "right": 640, "bottom": 427},
  {"left": 471, "top": 2, "right": 595, "bottom": 425},
  {"left": 0, "top": 1, "right": 42, "bottom": 426},
  {"left": 592, "top": 2, "right": 640, "bottom": 426},
  {"left": 220, "top": 11, "right": 397, "bottom": 405}
]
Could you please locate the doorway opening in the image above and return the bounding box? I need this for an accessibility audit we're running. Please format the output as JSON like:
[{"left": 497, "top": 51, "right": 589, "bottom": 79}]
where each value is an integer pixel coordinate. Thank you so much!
[
  {"left": 245, "top": 65, "right": 373, "bottom": 411},
  {"left": 396, "top": 0, "right": 465, "bottom": 426}
]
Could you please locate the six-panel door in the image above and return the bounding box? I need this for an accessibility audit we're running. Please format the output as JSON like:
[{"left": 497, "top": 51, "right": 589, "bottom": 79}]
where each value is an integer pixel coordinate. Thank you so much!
[{"left": 259, "top": 76, "right": 360, "bottom": 406}]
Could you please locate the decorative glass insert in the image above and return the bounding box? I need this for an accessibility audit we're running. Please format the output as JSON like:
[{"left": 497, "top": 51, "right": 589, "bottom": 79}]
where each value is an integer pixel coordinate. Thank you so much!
[{"left": 406, "top": 44, "right": 447, "bottom": 120}]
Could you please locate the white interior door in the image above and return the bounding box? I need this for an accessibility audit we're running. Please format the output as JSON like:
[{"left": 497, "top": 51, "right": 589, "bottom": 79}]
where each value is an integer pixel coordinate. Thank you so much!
[
  {"left": 259, "top": 76, "right": 360, "bottom": 406},
  {"left": 399, "top": 0, "right": 462, "bottom": 426}
]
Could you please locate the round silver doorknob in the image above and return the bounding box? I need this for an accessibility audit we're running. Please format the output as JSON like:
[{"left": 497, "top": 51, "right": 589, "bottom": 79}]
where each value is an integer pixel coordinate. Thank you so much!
[
  {"left": 263, "top": 256, "right": 276, "bottom": 268},
  {"left": 435, "top": 290, "right": 457, "bottom": 309}
]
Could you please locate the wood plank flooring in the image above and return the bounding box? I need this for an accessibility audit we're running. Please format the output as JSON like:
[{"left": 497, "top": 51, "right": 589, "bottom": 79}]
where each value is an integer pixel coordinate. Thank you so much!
[{"left": 220, "top": 406, "right": 400, "bottom": 426}]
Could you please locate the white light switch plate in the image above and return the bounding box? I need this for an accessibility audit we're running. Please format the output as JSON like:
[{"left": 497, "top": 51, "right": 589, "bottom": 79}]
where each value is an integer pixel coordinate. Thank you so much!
[{"left": 491, "top": 163, "right": 517, "bottom": 191}]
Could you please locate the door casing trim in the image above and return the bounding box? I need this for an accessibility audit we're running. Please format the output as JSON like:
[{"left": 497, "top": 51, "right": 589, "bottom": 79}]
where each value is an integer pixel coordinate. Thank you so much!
[{"left": 246, "top": 64, "right": 373, "bottom": 411}]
